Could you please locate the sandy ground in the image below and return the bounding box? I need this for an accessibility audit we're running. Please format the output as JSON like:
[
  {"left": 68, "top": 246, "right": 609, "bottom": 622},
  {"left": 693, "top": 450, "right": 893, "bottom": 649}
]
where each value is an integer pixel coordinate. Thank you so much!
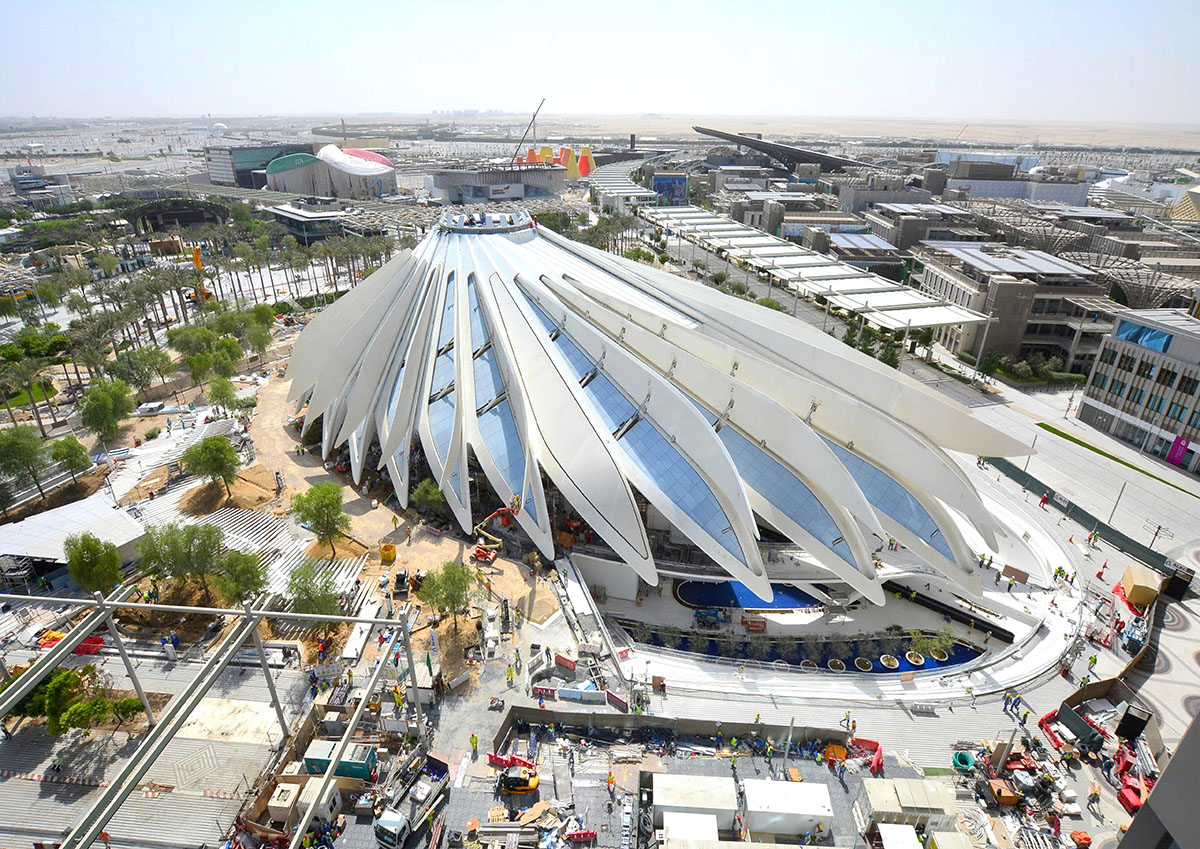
[
  {"left": 178, "top": 464, "right": 278, "bottom": 517},
  {"left": 454, "top": 112, "right": 1200, "bottom": 148}
]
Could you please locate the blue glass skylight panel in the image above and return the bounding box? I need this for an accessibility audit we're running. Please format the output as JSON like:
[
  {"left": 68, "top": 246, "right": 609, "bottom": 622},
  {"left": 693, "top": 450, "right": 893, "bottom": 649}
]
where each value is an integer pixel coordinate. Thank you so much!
[
  {"left": 685, "top": 395, "right": 720, "bottom": 425},
  {"left": 821, "top": 438, "right": 954, "bottom": 562},
  {"left": 385, "top": 364, "right": 406, "bottom": 421},
  {"left": 437, "top": 275, "right": 456, "bottom": 348},
  {"left": 473, "top": 348, "right": 504, "bottom": 405},
  {"left": 550, "top": 334, "right": 593, "bottom": 381},
  {"left": 522, "top": 484, "right": 539, "bottom": 525},
  {"left": 431, "top": 351, "right": 455, "bottom": 394},
  {"left": 467, "top": 277, "right": 488, "bottom": 348},
  {"left": 619, "top": 419, "right": 745, "bottom": 565},
  {"left": 428, "top": 390, "right": 455, "bottom": 460},
  {"left": 581, "top": 373, "right": 636, "bottom": 433},
  {"left": 719, "top": 426, "right": 856, "bottom": 568},
  {"left": 524, "top": 295, "right": 558, "bottom": 333},
  {"left": 478, "top": 398, "right": 526, "bottom": 498}
]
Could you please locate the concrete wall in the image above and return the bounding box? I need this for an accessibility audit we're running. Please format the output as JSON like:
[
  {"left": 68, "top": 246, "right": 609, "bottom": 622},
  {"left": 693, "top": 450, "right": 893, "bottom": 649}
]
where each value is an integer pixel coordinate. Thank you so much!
[{"left": 574, "top": 552, "right": 639, "bottom": 601}]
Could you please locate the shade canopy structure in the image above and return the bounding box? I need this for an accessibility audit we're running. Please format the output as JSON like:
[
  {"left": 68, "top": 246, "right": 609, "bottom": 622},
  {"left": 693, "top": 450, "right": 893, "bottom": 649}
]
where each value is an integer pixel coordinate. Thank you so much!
[{"left": 289, "top": 209, "right": 1030, "bottom": 604}]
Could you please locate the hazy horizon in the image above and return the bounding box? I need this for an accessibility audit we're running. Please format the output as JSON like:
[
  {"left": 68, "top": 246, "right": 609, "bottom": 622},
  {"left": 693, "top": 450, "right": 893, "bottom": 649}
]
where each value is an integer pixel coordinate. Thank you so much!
[{"left": 4, "top": 0, "right": 1198, "bottom": 127}]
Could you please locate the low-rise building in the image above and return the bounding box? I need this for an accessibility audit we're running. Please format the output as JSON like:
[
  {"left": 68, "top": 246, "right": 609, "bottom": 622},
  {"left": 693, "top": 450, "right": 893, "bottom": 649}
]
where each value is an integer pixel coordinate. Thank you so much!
[
  {"left": 863, "top": 203, "right": 988, "bottom": 250},
  {"left": 1077, "top": 309, "right": 1200, "bottom": 476},
  {"left": 205, "top": 143, "right": 312, "bottom": 188},
  {"left": 911, "top": 242, "right": 1120, "bottom": 371}
]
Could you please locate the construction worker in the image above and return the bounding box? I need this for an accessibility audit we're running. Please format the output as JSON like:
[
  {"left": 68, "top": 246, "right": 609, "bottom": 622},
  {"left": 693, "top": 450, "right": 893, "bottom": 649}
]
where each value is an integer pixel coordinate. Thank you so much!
[
  {"left": 51, "top": 756, "right": 63, "bottom": 773},
  {"left": 755, "top": 712, "right": 761, "bottom": 724},
  {"left": 842, "top": 710, "right": 851, "bottom": 727},
  {"left": 506, "top": 665, "right": 514, "bottom": 685},
  {"left": 850, "top": 720, "right": 857, "bottom": 735},
  {"left": 730, "top": 753, "right": 738, "bottom": 770},
  {"left": 607, "top": 771, "right": 616, "bottom": 795},
  {"left": 470, "top": 733, "right": 478, "bottom": 754},
  {"left": 346, "top": 668, "right": 353, "bottom": 685},
  {"left": 1020, "top": 709, "right": 1030, "bottom": 727},
  {"left": 392, "top": 514, "right": 399, "bottom": 531},
  {"left": 99, "top": 831, "right": 111, "bottom": 849}
]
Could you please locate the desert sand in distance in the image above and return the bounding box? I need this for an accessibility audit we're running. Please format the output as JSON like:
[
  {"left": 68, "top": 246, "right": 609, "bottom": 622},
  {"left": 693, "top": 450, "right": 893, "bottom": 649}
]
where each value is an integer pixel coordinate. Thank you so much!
[{"left": 425, "top": 112, "right": 1200, "bottom": 149}]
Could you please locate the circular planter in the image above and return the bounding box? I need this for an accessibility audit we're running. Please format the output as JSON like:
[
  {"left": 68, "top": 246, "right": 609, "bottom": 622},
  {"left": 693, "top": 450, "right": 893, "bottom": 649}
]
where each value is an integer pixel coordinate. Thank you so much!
[
  {"left": 906, "top": 651, "right": 926, "bottom": 667},
  {"left": 930, "top": 648, "right": 949, "bottom": 663},
  {"left": 827, "top": 658, "right": 846, "bottom": 672},
  {"left": 880, "top": 654, "right": 899, "bottom": 670},
  {"left": 952, "top": 750, "right": 975, "bottom": 774},
  {"left": 854, "top": 657, "right": 873, "bottom": 672},
  {"left": 800, "top": 659, "right": 818, "bottom": 672}
]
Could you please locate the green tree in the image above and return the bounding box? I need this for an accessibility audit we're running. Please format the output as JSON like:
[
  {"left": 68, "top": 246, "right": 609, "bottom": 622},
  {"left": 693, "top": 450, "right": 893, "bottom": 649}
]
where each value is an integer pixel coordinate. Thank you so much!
[
  {"left": 64, "top": 532, "right": 122, "bottom": 593},
  {"left": 211, "top": 350, "right": 234, "bottom": 379},
  {"left": 410, "top": 477, "right": 449, "bottom": 518},
  {"left": 878, "top": 339, "right": 901, "bottom": 369},
  {"left": 60, "top": 696, "right": 112, "bottom": 732},
  {"left": 215, "top": 550, "right": 267, "bottom": 604},
  {"left": 50, "top": 435, "right": 91, "bottom": 482},
  {"left": 166, "top": 325, "right": 218, "bottom": 357},
  {"left": 858, "top": 324, "right": 879, "bottom": 358},
  {"left": 245, "top": 323, "right": 272, "bottom": 362},
  {"left": 106, "top": 349, "right": 156, "bottom": 392},
  {"left": 214, "top": 335, "right": 243, "bottom": 364},
  {"left": 186, "top": 351, "right": 212, "bottom": 389},
  {"left": 250, "top": 303, "right": 276, "bottom": 327},
  {"left": 416, "top": 559, "right": 476, "bottom": 631},
  {"left": 712, "top": 271, "right": 728, "bottom": 285},
  {"left": 917, "top": 327, "right": 935, "bottom": 361},
  {"left": 112, "top": 696, "right": 145, "bottom": 730},
  {"left": 287, "top": 560, "right": 339, "bottom": 617},
  {"left": 208, "top": 376, "right": 236, "bottom": 414},
  {"left": 0, "top": 424, "right": 49, "bottom": 499},
  {"left": 80, "top": 378, "right": 133, "bottom": 441},
  {"left": 842, "top": 319, "right": 859, "bottom": 348},
  {"left": 137, "top": 521, "right": 224, "bottom": 600},
  {"left": 180, "top": 435, "right": 240, "bottom": 497},
  {"left": 291, "top": 481, "right": 351, "bottom": 557},
  {"left": 10, "top": 358, "right": 51, "bottom": 437}
]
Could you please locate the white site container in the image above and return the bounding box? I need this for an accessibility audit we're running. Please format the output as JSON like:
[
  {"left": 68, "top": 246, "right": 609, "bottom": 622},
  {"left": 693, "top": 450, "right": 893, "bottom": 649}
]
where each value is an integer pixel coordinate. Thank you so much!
[
  {"left": 661, "top": 812, "right": 719, "bottom": 842},
  {"left": 268, "top": 782, "right": 299, "bottom": 825},
  {"left": 652, "top": 774, "right": 738, "bottom": 829},
  {"left": 742, "top": 779, "right": 833, "bottom": 836}
]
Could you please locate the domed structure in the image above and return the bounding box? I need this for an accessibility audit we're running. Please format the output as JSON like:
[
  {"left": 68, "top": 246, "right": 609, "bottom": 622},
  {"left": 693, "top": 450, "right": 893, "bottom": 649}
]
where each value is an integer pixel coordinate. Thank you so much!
[
  {"left": 315, "top": 144, "right": 396, "bottom": 199},
  {"left": 288, "top": 210, "right": 1030, "bottom": 603},
  {"left": 211, "top": 122, "right": 229, "bottom": 131}
]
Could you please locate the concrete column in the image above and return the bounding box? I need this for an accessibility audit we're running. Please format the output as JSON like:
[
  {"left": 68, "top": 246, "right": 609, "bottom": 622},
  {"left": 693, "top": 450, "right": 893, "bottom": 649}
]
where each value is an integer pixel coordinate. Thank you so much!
[
  {"left": 93, "top": 592, "right": 155, "bottom": 727},
  {"left": 244, "top": 602, "right": 290, "bottom": 744},
  {"left": 399, "top": 611, "right": 425, "bottom": 737}
]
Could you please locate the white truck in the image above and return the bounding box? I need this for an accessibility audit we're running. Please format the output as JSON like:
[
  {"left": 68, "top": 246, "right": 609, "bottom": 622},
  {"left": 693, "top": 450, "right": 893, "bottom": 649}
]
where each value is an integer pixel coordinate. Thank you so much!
[{"left": 374, "top": 754, "right": 449, "bottom": 849}]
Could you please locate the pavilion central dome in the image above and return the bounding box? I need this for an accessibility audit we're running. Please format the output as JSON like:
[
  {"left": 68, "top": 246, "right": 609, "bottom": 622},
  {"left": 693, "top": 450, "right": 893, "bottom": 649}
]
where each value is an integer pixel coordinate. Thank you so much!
[{"left": 288, "top": 209, "right": 1030, "bottom": 604}]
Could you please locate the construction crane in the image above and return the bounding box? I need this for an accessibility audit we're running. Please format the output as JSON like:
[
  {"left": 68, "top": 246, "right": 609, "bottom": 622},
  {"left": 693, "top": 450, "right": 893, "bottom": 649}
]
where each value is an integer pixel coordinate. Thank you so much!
[
  {"left": 469, "top": 498, "right": 521, "bottom": 564},
  {"left": 510, "top": 99, "right": 546, "bottom": 167}
]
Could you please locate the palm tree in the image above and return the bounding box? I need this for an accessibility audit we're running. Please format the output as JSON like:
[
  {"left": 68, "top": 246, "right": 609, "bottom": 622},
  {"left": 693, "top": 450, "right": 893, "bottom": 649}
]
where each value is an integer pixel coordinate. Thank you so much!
[
  {"left": 11, "top": 358, "right": 50, "bottom": 436},
  {"left": 0, "top": 365, "right": 21, "bottom": 426}
]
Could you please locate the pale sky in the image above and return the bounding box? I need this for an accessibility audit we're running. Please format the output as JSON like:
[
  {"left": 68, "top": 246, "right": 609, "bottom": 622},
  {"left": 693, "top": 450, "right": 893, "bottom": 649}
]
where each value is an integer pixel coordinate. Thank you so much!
[{"left": 4, "top": 0, "right": 1198, "bottom": 124}]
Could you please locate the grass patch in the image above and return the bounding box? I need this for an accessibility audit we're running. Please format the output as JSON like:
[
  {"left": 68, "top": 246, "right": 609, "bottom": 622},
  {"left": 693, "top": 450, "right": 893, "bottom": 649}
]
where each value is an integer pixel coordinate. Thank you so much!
[
  {"left": 6, "top": 383, "right": 58, "bottom": 406},
  {"left": 1035, "top": 422, "right": 1200, "bottom": 499},
  {"left": 921, "top": 767, "right": 957, "bottom": 777}
]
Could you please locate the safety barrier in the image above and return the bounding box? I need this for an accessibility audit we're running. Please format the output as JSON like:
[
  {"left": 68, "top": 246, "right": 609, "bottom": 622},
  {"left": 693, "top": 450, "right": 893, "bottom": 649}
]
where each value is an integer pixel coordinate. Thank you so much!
[{"left": 986, "top": 457, "right": 1169, "bottom": 574}]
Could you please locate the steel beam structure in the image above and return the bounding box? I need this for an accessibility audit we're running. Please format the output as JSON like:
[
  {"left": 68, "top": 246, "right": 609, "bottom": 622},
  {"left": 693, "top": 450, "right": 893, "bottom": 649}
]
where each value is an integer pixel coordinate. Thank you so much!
[
  {"left": 94, "top": 592, "right": 156, "bottom": 727},
  {"left": 60, "top": 600, "right": 270, "bottom": 849},
  {"left": 287, "top": 627, "right": 401, "bottom": 849},
  {"left": 0, "top": 586, "right": 131, "bottom": 719},
  {"left": 244, "top": 601, "right": 290, "bottom": 743},
  {"left": 0, "top": 593, "right": 412, "bottom": 629}
]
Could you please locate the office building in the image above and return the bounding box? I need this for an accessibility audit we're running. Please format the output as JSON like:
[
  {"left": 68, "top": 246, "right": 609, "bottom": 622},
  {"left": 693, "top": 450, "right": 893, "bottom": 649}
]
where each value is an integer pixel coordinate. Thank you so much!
[
  {"left": 428, "top": 164, "right": 565, "bottom": 204},
  {"left": 1077, "top": 309, "right": 1200, "bottom": 476},
  {"left": 911, "top": 242, "right": 1120, "bottom": 371},
  {"left": 204, "top": 143, "right": 312, "bottom": 188},
  {"left": 863, "top": 203, "right": 988, "bottom": 250}
]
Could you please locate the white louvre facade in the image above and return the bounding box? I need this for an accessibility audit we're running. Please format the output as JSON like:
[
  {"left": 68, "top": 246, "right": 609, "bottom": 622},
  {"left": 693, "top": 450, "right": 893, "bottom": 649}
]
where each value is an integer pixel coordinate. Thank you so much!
[{"left": 288, "top": 210, "right": 1030, "bottom": 604}]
